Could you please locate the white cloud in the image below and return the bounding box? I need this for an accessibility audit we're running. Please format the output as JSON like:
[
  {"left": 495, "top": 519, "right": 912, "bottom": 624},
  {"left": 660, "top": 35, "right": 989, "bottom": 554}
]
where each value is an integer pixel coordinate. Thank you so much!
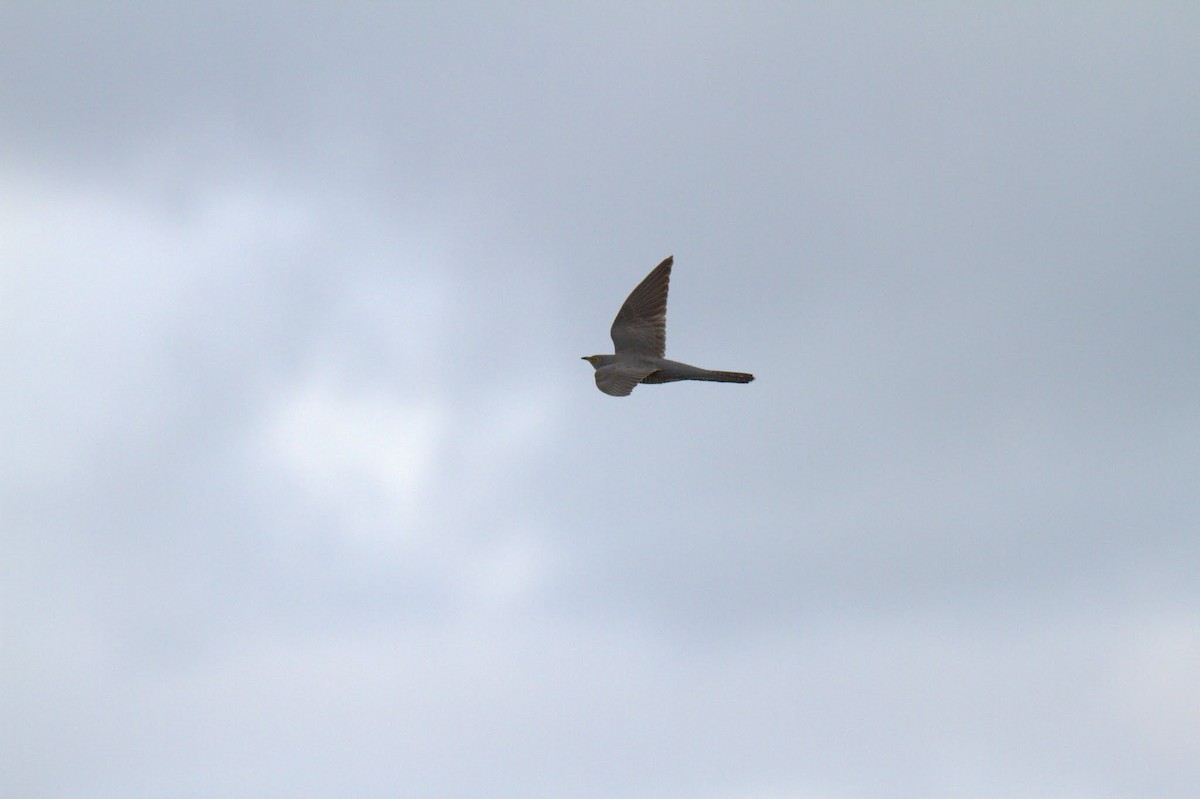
[{"left": 256, "top": 371, "right": 447, "bottom": 551}]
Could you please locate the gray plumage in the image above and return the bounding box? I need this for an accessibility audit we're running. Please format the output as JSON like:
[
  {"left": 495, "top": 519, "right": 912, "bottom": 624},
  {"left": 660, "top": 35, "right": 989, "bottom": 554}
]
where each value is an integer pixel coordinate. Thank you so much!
[{"left": 582, "top": 256, "right": 755, "bottom": 396}]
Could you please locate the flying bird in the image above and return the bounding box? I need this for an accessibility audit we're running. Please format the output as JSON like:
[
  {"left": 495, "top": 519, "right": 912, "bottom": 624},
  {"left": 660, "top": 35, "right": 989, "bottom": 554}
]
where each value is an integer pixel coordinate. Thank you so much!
[{"left": 582, "top": 255, "right": 755, "bottom": 396}]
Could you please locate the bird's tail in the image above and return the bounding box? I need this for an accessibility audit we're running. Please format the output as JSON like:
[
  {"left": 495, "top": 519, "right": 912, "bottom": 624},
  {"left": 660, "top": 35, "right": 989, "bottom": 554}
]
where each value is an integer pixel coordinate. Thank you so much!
[
  {"left": 697, "top": 370, "right": 754, "bottom": 384},
  {"left": 640, "top": 363, "right": 755, "bottom": 385}
]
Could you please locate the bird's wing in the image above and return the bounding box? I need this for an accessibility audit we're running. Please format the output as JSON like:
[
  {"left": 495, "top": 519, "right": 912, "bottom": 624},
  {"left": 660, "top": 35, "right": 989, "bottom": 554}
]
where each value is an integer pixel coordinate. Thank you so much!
[
  {"left": 594, "top": 364, "right": 656, "bottom": 396},
  {"left": 609, "top": 256, "right": 672, "bottom": 357}
]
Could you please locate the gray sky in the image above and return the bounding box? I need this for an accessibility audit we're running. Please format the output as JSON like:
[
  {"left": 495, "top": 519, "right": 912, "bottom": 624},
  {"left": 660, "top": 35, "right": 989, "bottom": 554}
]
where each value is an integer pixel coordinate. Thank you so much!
[{"left": 3, "top": 4, "right": 1198, "bottom": 797}]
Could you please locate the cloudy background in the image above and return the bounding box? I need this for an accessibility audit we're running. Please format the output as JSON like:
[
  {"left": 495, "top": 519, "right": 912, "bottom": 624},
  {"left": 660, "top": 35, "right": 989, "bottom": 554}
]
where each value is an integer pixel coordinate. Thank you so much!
[{"left": 3, "top": 4, "right": 1198, "bottom": 797}]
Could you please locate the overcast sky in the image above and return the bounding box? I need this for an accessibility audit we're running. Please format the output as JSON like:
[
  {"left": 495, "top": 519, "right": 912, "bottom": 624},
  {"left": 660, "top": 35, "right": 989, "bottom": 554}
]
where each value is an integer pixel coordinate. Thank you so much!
[{"left": 3, "top": 4, "right": 1199, "bottom": 798}]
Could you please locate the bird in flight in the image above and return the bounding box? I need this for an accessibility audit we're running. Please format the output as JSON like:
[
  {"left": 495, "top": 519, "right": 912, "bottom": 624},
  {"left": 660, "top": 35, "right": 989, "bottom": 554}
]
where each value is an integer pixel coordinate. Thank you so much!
[{"left": 582, "top": 255, "right": 755, "bottom": 396}]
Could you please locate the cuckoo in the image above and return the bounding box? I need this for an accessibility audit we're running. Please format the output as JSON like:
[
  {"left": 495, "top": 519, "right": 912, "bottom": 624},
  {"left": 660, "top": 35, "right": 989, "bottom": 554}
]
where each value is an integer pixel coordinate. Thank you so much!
[{"left": 582, "top": 256, "right": 755, "bottom": 396}]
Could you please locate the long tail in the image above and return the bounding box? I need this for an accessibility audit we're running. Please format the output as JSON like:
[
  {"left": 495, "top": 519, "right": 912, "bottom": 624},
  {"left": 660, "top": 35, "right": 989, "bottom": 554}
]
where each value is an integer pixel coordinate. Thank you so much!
[
  {"left": 642, "top": 369, "right": 754, "bottom": 385},
  {"left": 693, "top": 370, "right": 754, "bottom": 384}
]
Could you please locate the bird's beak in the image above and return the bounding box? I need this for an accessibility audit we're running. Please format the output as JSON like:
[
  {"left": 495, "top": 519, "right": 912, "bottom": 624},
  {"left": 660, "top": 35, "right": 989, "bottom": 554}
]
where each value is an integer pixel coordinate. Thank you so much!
[{"left": 580, "top": 356, "right": 588, "bottom": 361}]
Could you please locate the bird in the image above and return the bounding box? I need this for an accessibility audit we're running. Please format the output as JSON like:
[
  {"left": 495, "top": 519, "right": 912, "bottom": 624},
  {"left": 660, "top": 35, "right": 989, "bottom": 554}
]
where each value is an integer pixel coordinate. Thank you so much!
[{"left": 582, "top": 255, "right": 755, "bottom": 396}]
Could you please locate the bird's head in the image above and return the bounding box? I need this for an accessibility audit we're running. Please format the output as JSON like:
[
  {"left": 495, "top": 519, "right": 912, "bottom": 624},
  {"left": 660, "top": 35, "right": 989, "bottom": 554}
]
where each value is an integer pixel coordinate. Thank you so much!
[{"left": 581, "top": 355, "right": 601, "bottom": 369}]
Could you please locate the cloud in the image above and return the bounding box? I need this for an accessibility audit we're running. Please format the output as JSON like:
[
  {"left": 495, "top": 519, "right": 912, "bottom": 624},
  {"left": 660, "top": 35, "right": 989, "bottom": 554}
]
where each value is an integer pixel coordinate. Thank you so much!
[
  {"left": 4, "top": 5, "right": 1199, "bottom": 798},
  {"left": 257, "top": 374, "right": 446, "bottom": 549}
]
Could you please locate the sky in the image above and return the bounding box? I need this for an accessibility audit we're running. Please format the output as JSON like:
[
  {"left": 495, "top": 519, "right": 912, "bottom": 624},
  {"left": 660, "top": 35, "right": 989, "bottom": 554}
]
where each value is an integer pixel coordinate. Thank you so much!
[{"left": 3, "top": 4, "right": 1199, "bottom": 798}]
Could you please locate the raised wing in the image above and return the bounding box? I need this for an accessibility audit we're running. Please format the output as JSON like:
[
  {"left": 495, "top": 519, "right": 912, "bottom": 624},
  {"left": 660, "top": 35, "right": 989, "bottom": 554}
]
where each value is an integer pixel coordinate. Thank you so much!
[
  {"left": 594, "top": 364, "right": 656, "bottom": 396},
  {"left": 609, "top": 256, "right": 672, "bottom": 357}
]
